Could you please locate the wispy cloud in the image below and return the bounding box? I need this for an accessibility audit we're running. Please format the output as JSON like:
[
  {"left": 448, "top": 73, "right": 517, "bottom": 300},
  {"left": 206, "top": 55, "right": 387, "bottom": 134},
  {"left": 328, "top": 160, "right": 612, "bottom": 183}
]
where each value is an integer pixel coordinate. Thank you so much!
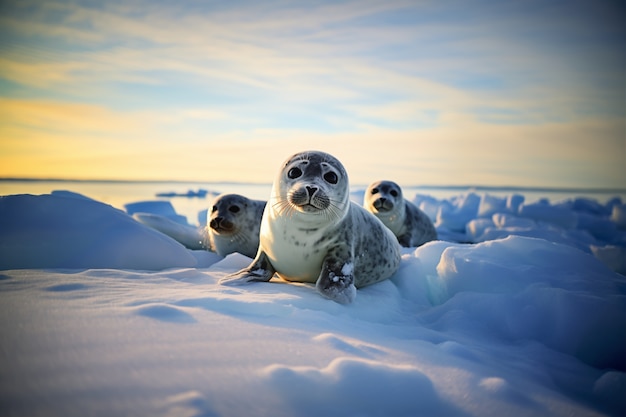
[{"left": 0, "top": 0, "right": 623, "bottom": 187}]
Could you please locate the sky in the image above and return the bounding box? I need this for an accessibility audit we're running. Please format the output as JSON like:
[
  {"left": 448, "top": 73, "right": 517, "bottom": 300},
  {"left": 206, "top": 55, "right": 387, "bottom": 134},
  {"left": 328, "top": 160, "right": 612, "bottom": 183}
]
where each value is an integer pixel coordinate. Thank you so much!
[{"left": 0, "top": 0, "right": 624, "bottom": 188}]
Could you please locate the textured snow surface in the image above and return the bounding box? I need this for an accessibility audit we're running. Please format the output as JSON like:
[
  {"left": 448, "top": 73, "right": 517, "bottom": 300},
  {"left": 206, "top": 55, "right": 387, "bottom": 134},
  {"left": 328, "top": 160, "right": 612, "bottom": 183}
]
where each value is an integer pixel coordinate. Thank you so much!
[{"left": 1, "top": 190, "right": 625, "bottom": 416}]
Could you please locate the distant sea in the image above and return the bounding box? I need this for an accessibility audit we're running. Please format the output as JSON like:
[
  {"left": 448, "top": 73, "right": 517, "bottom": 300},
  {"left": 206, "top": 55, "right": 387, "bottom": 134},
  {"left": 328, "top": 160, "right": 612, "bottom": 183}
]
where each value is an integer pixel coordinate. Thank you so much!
[{"left": 2, "top": 179, "right": 624, "bottom": 226}]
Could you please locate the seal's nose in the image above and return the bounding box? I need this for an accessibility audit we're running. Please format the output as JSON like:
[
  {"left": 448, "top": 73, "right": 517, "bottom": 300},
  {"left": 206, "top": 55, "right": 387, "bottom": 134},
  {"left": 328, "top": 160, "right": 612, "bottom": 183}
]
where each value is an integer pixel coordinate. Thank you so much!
[
  {"left": 305, "top": 186, "right": 318, "bottom": 198},
  {"left": 209, "top": 217, "right": 223, "bottom": 230}
]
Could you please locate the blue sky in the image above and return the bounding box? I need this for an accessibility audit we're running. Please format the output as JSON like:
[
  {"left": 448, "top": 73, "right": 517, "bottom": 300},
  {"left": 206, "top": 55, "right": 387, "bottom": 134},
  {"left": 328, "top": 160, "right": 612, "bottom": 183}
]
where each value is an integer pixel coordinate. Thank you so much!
[{"left": 0, "top": 0, "right": 624, "bottom": 188}]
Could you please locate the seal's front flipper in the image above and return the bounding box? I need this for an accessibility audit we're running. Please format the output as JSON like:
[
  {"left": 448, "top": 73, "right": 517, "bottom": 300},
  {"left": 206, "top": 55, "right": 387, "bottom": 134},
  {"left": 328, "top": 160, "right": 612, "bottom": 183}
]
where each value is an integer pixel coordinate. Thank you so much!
[
  {"left": 219, "top": 251, "right": 275, "bottom": 285},
  {"left": 316, "top": 257, "right": 357, "bottom": 304}
]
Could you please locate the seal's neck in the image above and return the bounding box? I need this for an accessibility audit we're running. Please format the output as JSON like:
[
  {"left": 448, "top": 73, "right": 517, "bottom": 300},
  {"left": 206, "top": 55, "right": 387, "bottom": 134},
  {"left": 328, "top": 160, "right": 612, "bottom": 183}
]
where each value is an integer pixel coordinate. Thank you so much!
[{"left": 380, "top": 203, "right": 406, "bottom": 235}]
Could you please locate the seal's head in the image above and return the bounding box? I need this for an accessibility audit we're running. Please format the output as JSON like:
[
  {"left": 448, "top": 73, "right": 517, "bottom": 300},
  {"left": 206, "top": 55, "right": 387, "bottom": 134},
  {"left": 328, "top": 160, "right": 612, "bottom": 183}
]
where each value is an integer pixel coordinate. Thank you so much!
[
  {"left": 209, "top": 194, "right": 251, "bottom": 235},
  {"left": 271, "top": 151, "right": 349, "bottom": 222},
  {"left": 365, "top": 180, "right": 403, "bottom": 213}
]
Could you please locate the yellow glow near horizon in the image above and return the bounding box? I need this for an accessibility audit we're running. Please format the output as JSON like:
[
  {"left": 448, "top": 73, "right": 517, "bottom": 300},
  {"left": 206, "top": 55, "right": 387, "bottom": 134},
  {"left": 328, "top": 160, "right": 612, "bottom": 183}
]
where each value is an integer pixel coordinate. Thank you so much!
[{"left": 1, "top": 98, "right": 624, "bottom": 187}]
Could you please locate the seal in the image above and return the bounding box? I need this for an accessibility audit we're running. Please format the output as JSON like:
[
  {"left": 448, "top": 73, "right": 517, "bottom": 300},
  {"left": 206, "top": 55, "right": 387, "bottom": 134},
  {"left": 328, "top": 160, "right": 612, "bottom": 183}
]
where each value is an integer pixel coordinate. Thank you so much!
[
  {"left": 220, "top": 151, "right": 401, "bottom": 304},
  {"left": 207, "top": 193, "right": 266, "bottom": 259},
  {"left": 364, "top": 180, "right": 437, "bottom": 247}
]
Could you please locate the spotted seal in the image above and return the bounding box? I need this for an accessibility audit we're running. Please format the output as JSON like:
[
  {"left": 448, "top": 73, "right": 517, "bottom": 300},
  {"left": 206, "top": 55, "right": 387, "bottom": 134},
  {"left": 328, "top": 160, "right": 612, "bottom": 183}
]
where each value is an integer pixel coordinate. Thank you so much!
[
  {"left": 364, "top": 180, "right": 437, "bottom": 247},
  {"left": 219, "top": 151, "right": 401, "bottom": 304},
  {"left": 207, "top": 193, "right": 266, "bottom": 258}
]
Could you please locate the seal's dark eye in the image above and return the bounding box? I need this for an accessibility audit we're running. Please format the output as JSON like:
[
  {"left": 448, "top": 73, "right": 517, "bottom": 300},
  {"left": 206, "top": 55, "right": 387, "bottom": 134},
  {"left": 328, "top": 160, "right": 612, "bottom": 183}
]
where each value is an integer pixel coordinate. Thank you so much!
[
  {"left": 288, "top": 167, "right": 302, "bottom": 179},
  {"left": 390, "top": 190, "right": 398, "bottom": 197},
  {"left": 229, "top": 205, "right": 240, "bottom": 213},
  {"left": 211, "top": 206, "right": 217, "bottom": 213},
  {"left": 324, "top": 172, "right": 338, "bottom": 184},
  {"left": 371, "top": 188, "right": 379, "bottom": 195}
]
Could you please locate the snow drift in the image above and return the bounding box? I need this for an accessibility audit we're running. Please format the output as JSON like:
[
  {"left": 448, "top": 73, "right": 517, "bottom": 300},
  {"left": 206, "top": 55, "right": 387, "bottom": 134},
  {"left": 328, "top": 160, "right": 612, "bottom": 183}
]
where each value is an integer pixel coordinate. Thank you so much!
[{"left": 1, "top": 189, "right": 625, "bottom": 417}]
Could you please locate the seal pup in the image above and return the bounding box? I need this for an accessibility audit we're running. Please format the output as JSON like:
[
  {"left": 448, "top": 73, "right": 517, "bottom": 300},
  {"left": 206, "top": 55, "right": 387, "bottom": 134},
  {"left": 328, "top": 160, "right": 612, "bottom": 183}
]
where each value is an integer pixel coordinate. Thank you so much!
[
  {"left": 220, "top": 151, "right": 401, "bottom": 304},
  {"left": 207, "top": 193, "right": 266, "bottom": 258},
  {"left": 364, "top": 180, "right": 437, "bottom": 247}
]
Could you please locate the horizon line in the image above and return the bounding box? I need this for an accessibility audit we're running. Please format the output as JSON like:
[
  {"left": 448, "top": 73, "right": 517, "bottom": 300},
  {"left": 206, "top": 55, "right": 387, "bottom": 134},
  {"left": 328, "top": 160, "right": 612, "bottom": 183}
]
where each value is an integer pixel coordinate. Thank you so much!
[{"left": 1, "top": 177, "right": 624, "bottom": 195}]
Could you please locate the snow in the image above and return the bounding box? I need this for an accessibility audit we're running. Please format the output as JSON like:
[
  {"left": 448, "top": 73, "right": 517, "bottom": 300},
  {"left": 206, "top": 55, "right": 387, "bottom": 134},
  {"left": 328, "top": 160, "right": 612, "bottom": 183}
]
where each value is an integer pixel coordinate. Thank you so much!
[{"left": 1, "top": 189, "right": 625, "bottom": 417}]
